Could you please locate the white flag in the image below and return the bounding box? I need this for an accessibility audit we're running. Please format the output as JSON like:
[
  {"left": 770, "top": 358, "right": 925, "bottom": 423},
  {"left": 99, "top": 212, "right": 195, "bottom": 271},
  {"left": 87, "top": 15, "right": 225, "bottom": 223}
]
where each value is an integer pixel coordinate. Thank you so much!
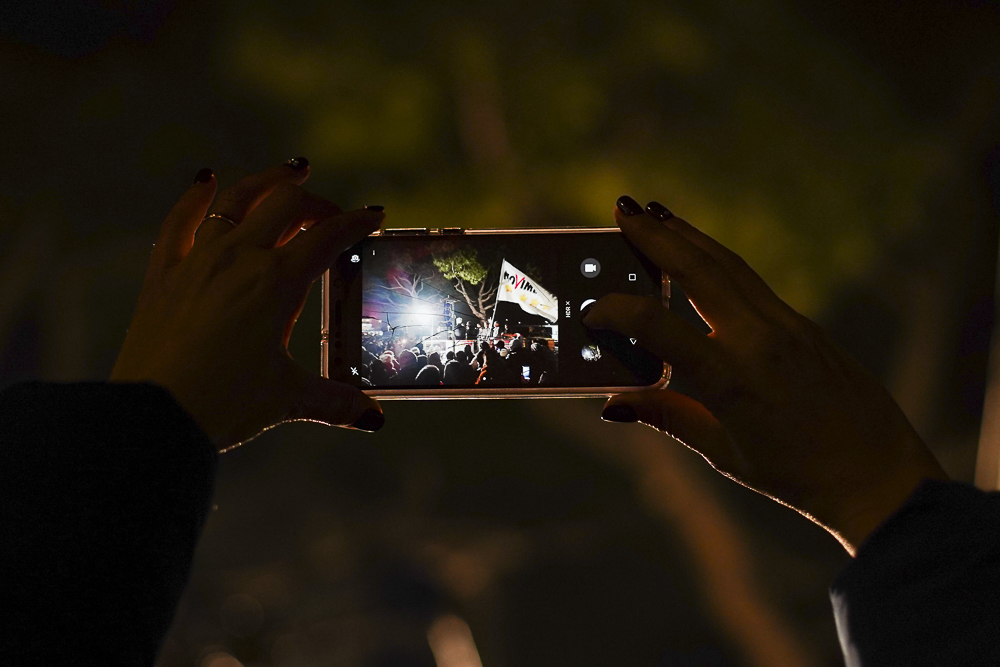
[{"left": 496, "top": 259, "right": 558, "bottom": 322}]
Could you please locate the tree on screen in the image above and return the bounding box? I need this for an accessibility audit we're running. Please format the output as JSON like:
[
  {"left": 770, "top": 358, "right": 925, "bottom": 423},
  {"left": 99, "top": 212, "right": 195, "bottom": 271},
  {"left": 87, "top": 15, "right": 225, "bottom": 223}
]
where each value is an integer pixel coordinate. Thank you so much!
[{"left": 432, "top": 247, "right": 498, "bottom": 325}]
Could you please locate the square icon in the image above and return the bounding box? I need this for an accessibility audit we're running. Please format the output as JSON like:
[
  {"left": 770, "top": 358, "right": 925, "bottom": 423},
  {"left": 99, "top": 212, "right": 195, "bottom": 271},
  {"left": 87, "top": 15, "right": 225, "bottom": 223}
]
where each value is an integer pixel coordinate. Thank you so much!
[{"left": 628, "top": 273, "right": 637, "bottom": 281}]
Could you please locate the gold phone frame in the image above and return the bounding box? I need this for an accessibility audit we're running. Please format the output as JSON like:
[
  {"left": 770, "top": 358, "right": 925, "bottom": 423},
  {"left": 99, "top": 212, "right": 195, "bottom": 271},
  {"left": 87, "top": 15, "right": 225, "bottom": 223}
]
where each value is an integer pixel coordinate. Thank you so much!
[{"left": 321, "top": 227, "right": 670, "bottom": 399}]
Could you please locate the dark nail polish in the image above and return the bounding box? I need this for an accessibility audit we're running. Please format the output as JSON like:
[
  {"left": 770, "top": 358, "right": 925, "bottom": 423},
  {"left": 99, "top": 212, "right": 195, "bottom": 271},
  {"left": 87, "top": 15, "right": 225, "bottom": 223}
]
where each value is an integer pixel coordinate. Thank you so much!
[
  {"left": 285, "top": 157, "right": 309, "bottom": 170},
  {"left": 579, "top": 301, "right": 595, "bottom": 323},
  {"left": 351, "top": 409, "right": 384, "bottom": 432},
  {"left": 602, "top": 404, "right": 639, "bottom": 423},
  {"left": 364, "top": 205, "right": 384, "bottom": 212},
  {"left": 193, "top": 168, "right": 213, "bottom": 184},
  {"left": 646, "top": 201, "right": 674, "bottom": 221},
  {"left": 616, "top": 195, "right": 644, "bottom": 216}
]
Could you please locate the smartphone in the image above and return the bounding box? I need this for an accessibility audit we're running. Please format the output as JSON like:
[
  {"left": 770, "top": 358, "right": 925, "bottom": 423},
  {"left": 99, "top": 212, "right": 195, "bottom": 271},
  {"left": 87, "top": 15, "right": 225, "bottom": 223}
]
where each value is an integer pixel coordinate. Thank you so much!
[{"left": 321, "top": 227, "right": 669, "bottom": 398}]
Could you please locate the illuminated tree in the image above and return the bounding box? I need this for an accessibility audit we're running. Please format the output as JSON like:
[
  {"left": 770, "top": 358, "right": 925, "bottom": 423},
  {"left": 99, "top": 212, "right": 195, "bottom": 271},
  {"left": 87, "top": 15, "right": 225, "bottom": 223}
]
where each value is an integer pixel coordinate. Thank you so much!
[{"left": 432, "top": 247, "right": 498, "bottom": 324}]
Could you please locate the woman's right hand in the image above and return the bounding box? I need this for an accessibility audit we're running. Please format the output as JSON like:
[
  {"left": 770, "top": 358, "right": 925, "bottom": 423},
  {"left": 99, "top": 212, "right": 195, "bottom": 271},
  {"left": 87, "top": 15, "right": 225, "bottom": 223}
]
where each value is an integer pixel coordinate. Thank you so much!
[{"left": 584, "top": 196, "right": 948, "bottom": 555}]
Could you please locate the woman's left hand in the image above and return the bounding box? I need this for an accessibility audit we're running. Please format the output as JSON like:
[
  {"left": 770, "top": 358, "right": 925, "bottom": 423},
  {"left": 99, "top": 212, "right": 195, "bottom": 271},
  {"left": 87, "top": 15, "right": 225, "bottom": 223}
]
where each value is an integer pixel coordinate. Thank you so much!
[{"left": 111, "top": 161, "right": 385, "bottom": 451}]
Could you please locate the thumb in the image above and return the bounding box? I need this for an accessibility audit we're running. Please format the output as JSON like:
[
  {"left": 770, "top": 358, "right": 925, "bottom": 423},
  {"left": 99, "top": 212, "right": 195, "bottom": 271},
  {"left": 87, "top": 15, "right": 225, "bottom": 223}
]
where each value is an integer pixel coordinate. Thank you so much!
[
  {"left": 289, "top": 367, "right": 385, "bottom": 432},
  {"left": 602, "top": 388, "right": 734, "bottom": 469}
]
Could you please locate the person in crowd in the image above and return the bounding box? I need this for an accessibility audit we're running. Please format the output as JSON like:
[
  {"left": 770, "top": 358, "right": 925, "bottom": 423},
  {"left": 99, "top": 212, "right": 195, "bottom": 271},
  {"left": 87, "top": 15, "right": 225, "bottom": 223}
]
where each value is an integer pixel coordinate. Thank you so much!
[
  {"left": 428, "top": 351, "right": 443, "bottom": 374},
  {"left": 453, "top": 351, "right": 477, "bottom": 384},
  {"left": 368, "top": 358, "right": 391, "bottom": 385},
  {"left": 414, "top": 364, "right": 441, "bottom": 385},
  {"left": 474, "top": 343, "right": 490, "bottom": 375},
  {"left": 1, "top": 163, "right": 997, "bottom": 666},
  {"left": 528, "top": 341, "right": 550, "bottom": 386},
  {"left": 442, "top": 358, "right": 464, "bottom": 385},
  {"left": 505, "top": 337, "right": 530, "bottom": 382},
  {"left": 475, "top": 343, "right": 516, "bottom": 385},
  {"left": 388, "top": 349, "right": 419, "bottom": 385},
  {"left": 383, "top": 352, "right": 400, "bottom": 376}
]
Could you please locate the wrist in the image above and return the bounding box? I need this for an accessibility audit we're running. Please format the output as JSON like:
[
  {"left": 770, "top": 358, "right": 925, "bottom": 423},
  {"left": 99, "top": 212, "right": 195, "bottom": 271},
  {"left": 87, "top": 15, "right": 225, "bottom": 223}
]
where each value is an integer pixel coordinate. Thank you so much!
[
  {"left": 110, "top": 363, "right": 225, "bottom": 449},
  {"left": 824, "top": 455, "right": 949, "bottom": 556}
]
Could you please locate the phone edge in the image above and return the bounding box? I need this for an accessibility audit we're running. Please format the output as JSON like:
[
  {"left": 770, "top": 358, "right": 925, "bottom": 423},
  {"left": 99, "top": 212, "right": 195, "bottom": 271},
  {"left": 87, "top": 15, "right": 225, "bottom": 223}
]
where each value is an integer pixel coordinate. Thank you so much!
[{"left": 320, "top": 227, "right": 671, "bottom": 398}]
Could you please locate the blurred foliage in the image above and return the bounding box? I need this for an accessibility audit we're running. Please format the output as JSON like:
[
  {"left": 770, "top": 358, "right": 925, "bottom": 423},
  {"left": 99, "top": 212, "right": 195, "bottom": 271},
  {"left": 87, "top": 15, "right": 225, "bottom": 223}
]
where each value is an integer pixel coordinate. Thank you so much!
[
  {"left": 220, "top": 0, "right": 951, "bottom": 315},
  {"left": 433, "top": 248, "right": 489, "bottom": 286}
]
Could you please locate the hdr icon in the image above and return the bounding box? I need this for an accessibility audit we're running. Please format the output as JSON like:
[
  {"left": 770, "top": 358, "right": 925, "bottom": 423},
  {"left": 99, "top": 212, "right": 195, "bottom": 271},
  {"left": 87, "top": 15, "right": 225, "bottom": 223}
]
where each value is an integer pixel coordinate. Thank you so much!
[{"left": 564, "top": 300, "right": 571, "bottom": 319}]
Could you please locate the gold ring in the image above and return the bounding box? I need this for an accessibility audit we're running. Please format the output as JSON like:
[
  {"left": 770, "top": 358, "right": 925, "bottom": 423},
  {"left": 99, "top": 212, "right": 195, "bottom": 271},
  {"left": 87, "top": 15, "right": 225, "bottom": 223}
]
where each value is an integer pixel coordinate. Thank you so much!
[{"left": 203, "top": 213, "right": 238, "bottom": 228}]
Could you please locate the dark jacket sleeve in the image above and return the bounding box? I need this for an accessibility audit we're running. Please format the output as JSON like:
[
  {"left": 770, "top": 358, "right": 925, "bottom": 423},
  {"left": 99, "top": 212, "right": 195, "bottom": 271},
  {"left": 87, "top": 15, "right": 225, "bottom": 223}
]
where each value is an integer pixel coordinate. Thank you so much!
[
  {"left": 830, "top": 478, "right": 1000, "bottom": 666},
  {"left": 0, "top": 382, "right": 218, "bottom": 667}
]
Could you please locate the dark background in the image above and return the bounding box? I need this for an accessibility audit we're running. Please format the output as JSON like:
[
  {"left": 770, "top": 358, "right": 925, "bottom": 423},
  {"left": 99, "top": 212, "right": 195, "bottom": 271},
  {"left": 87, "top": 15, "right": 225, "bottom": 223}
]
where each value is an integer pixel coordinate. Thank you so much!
[{"left": 2, "top": 1, "right": 998, "bottom": 665}]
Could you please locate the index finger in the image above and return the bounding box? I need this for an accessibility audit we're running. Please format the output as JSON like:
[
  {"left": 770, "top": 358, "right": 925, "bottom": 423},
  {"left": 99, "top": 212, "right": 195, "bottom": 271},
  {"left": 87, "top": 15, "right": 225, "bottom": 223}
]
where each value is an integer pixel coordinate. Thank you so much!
[
  {"left": 279, "top": 206, "right": 385, "bottom": 285},
  {"left": 645, "top": 201, "right": 797, "bottom": 325},
  {"left": 615, "top": 197, "right": 745, "bottom": 329},
  {"left": 194, "top": 159, "right": 311, "bottom": 247}
]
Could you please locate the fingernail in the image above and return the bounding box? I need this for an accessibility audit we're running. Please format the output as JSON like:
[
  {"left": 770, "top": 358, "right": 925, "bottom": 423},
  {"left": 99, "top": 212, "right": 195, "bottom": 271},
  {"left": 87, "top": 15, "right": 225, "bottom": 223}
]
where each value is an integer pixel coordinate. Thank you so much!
[
  {"left": 602, "top": 404, "right": 638, "bottom": 423},
  {"left": 616, "top": 195, "right": 644, "bottom": 216},
  {"left": 285, "top": 157, "right": 309, "bottom": 170},
  {"left": 646, "top": 201, "right": 674, "bottom": 221},
  {"left": 351, "top": 409, "right": 385, "bottom": 432},
  {"left": 364, "top": 205, "right": 384, "bottom": 212},
  {"left": 193, "top": 167, "right": 213, "bottom": 184},
  {"left": 580, "top": 301, "right": 595, "bottom": 324}
]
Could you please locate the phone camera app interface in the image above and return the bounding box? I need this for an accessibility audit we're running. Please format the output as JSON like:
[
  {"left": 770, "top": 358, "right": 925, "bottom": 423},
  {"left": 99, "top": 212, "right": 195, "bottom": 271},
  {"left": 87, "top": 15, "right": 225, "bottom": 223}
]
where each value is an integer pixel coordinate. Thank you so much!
[{"left": 351, "top": 232, "right": 663, "bottom": 389}]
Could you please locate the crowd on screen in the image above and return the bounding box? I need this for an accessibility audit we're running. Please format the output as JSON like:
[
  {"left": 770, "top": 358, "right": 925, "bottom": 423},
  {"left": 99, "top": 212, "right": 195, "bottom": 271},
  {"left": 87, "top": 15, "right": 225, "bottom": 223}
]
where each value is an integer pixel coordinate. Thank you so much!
[{"left": 359, "top": 335, "right": 557, "bottom": 386}]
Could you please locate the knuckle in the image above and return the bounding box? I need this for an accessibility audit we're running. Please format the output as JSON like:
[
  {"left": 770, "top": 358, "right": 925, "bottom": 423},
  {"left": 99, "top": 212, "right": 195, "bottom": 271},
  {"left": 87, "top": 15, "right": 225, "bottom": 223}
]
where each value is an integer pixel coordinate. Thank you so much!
[
  {"left": 207, "top": 241, "right": 242, "bottom": 273},
  {"left": 270, "top": 181, "right": 303, "bottom": 202},
  {"left": 750, "top": 325, "right": 810, "bottom": 372},
  {"left": 674, "top": 247, "right": 715, "bottom": 279},
  {"left": 212, "top": 186, "right": 247, "bottom": 213},
  {"left": 238, "top": 248, "right": 284, "bottom": 284}
]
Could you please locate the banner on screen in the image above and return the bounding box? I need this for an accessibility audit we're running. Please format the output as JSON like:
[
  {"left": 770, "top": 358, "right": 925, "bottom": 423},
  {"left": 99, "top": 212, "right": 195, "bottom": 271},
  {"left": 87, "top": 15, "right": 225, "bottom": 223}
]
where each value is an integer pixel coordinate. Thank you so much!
[{"left": 496, "top": 259, "right": 558, "bottom": 322}]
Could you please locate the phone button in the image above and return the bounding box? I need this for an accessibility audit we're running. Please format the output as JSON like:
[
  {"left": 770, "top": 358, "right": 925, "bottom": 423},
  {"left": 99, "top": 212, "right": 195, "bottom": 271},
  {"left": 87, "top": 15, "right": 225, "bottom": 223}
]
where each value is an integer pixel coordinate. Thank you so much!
[{"left": 383, "top": 227, "right": 429, "bottom": 235}]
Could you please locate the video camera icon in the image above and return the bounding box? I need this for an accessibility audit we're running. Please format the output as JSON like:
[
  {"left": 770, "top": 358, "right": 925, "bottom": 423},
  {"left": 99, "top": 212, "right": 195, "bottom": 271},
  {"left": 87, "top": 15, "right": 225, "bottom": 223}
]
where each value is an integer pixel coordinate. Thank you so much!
[{"left": 580, "top": 258, "right": 601, "bottom": 278}]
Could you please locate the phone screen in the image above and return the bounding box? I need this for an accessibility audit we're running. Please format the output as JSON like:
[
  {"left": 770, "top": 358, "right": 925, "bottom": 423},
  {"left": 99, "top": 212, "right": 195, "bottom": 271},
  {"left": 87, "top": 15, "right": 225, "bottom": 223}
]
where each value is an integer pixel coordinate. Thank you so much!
[{"left": 328, "top": 230, "right": 666, "bottom": 391}]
